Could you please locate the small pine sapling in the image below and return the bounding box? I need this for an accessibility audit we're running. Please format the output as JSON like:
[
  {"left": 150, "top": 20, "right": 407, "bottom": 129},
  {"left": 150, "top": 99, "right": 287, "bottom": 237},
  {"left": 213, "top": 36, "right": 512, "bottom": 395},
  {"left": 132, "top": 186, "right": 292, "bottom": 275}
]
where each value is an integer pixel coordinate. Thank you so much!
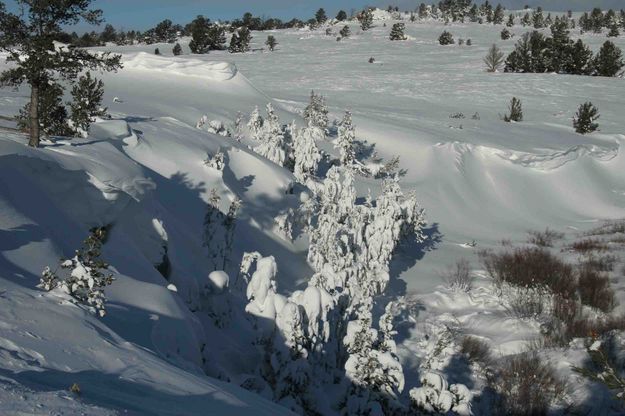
[
  {"left": 389, "top": 23, "right": 407, "bottom": 41},
  {"left": 439, "top": 30, "right": 454, "bottom": 45},
  {"left": 573, "top": 102, "right": 599, "bottom": 134},
  {"left": 503, "top": 97, "right": 523, "bottom": 122},
  {"left": 484, "top": 44, "right": 505, "bottom": 72},
  {"left": 69, "top": 72, "right": 107, "bottom": 135},
  {"left": 265, "top": 35, "right": 278, "bottom": 51},
  {"left": 172, "top": 43, "right": 182, "bottom": 55}
]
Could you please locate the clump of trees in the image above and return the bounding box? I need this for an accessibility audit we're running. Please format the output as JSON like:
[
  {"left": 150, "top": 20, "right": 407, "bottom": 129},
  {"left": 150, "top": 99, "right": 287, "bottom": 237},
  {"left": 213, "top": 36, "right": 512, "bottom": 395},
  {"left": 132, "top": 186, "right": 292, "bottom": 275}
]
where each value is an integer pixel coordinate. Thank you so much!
[
  {"left": 359, "top": 8, "right": 374, "bottom": 31},
  {"left": 189, "top": 16, "right": 226, "bottom": 54},
  {"left": 0, "top": 0, "right": 122, "bottom": 147},
  {"left": 229, "top": 27, "right": 252, "bottom": 53},
  {"left": 504, "top": 19, "right": 624, "bottom": 77}
]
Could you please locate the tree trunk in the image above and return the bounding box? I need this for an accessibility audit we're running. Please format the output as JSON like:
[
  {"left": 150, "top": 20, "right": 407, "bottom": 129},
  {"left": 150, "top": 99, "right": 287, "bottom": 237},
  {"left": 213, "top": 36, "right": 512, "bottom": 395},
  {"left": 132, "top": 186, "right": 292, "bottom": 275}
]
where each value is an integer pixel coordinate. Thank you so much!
[{"left": 28, "top": 83, "right": 40, "bottom": 148}]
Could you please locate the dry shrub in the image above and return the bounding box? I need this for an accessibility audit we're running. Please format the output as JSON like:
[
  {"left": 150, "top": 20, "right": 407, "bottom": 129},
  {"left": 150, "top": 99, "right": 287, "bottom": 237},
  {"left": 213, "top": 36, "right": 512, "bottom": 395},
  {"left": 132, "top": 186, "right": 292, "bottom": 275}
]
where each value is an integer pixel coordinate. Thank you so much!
[
  {"left": 490, "top": 353, "right": 565, "bottom": 416},
  {"left": 527, "top": 228, "right": 565, "bottom": 247},
  {"left": 481, "top": 248, "right": 576, "bottom": 299},
  {"left": 461, "top": 336, "right": 491, "bottom": 366},
  {"left": 567, "top": 238, "right": 609, "bottom": 254},
  {"left": 443, "top": 259, "right": 474, "bottom": 292},
  {"left": 584, "top": 220, "right": 625, "bottom": 236},
  {"left": 564, "top": 315, "right": 625, "bottom": 341},
  {"left": 582, "top": 254, "right": 619, "bottom": 273},
  {"left": 578, "top": 265, "right": 615, "bottom": 312},
  {"left": 505, "top": 287, "right": 547, "bottom": 319}
]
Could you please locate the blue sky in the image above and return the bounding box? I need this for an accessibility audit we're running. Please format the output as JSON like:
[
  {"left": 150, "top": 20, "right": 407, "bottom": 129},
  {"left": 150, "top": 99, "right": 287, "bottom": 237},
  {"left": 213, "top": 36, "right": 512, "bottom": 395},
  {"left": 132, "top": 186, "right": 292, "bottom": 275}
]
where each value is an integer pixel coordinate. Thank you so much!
[{"left": 2, "top": 1, "right": 622, "bottom": 31}]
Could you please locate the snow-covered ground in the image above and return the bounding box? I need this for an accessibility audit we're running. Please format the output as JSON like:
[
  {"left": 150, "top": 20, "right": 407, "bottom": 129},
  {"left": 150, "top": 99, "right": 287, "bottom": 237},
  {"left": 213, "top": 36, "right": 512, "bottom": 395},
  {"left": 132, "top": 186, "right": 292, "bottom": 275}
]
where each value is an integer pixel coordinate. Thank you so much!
[{"left": 1, "top": 11, "right": 625, "bottom": 415}]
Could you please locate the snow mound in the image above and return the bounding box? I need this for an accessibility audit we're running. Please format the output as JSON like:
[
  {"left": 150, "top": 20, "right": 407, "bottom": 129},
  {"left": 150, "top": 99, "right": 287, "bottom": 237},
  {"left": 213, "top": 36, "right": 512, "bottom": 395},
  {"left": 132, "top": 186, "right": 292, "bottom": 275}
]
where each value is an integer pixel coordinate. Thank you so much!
[{"left": 123, "top": 52, "right": 238, "bottom": 81}]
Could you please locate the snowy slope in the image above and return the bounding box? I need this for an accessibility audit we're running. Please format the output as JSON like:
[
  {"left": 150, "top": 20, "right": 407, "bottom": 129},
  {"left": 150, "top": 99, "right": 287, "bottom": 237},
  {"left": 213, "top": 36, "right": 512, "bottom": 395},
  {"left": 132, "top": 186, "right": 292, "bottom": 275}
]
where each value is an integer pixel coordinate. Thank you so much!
[{"left": 0, "top": 12, "right": 625, "bottom": 415}]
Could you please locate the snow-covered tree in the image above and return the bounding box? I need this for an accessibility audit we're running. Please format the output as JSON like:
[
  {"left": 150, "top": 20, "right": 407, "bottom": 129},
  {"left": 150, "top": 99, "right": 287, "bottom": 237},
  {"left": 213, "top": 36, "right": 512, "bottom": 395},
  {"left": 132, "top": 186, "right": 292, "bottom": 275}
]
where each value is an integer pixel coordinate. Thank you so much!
[
  {"left": 254, "top": 103, "right": 287, "bottom": 166},
  {"left": 204, "top": 150, "right": 225, "bottom": 171},
  {"left": 293, "top": 125, "right": 322, "bottom": 183},
  {"left": 303, "top": 90, "right": 329, "bottom": 129},
  {"left": 39, "top": 228, "right": 115, "bottom": 317},
  {"left": 247, "top": 106, "right": 264, "bottom": 137},
  {"left": 573, "top": 102, "right": 599, "bottom": 134},
  {"left": 409, "top": 371, "right": 472, "bottom": 415},
  {"left": 389, "top": 23, "right": 407, "bottom": 41},
  {"left": 229, "top": 26, "right": 252, "bottom": 53},
  {"left": 335, "top": 111, "right": 356, "bottom": 168},
  {"left": 359, "top": 8, "right": 374, "bottom": 31}
]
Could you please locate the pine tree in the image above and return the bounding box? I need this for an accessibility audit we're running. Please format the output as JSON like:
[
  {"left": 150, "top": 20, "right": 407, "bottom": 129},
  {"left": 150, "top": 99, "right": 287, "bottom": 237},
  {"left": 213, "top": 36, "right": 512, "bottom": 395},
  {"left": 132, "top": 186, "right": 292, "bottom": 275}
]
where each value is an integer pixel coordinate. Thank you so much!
[
  {"left": 336, "top": 111, "right": 356, "bottom": 167},
  {"left": 521, "top": 12, "right": 531, "bottom": 26},
  {"left": 336, "top": 10, "right": 348, "bottom": 21},
  {"left": 172, "top": 43, "right": 182, "bottom": 56},
  {"left": 229, "top": 26, "right": 252, "bottom": 53},
  {"left": 340, "top": 25, "right": 351, "bottom": 38},
  {"left": 500, "top": 27, "right": 512, "bottom": 40},
  {"left": 533, "top": 7, "right": 545, "bottom": 28},
  {"left": 506, "top": 14, "right": 515, "bottom": 27},
  {"left": 573, "top": 102, "right": 599, "bottom": 134},
  {"left": 189, "top": 15, "right": 211, "bottom": 53},
  {"left": 439, "top": 30, "right": 454, "bottom": 45},
  {"left": 265, "top": 35, "right": 277, "bottom": 51},
  {"left": 608, "top": 24, "right": 620, "bottom": 37},
  {"left": 303, "top": 90, "right": 328, "bottom": 129},
  {"left": 16, "top": 82, "right": 72, "bottom": 137},
  {"left": 154, "top": 48, "right": 160, "bottom": 55},
  {"left": 254, "top": 103, "right": 287, "bottom": 166},
  {"left": 593, "top": 41, "right": 624, "bottom": 77},
  {"left": 222, "top": 198, "right": 241, "bottom": 271},
  {"left": 293, "top": 126, "right": 322, "bottom": 183},
  {"left": 207, "top": 25, "right": 227, "bottom": 50},
  {"left": 503, "top": 97, "right": 523, "bottom": 122},
  {"left": 484, "top": 43, "right": 505, "bottom": 72},
  {"left": 315, "top": 8, "right": 327, "bottom": 24},
  {"left": 389, "top": 23, "right": 407, "bottom": 41},
  {"left": 359, "top": 8, "right": 374, "bottom": 31},
  {"left": 247, "top": 106, "right": 264, "bottom": 137},
  {"left": 419, "top": 3, "right": 430, "bottom": 19},
  {"left": 203, "top": 189, "right": 224, "bottom": 271},
  {"left": 493, "top": 4, "right": 505, "bottom": 25},
  {"left": 0, "top": 0, "right": 121, "bottom": 147},
  {"left": 566, "top": 39, "right": 594, "bottom": 75},
  {"left": 69, "top": 72, "right": 106, "bottom": 134}
]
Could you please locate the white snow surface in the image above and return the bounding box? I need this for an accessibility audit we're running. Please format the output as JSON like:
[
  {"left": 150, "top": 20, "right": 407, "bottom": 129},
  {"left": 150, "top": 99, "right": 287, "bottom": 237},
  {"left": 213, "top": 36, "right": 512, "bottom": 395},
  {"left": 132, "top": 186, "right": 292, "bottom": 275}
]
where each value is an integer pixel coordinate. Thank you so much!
[{"left": 0, "top": 14, "right": 624, "bottom": 415}]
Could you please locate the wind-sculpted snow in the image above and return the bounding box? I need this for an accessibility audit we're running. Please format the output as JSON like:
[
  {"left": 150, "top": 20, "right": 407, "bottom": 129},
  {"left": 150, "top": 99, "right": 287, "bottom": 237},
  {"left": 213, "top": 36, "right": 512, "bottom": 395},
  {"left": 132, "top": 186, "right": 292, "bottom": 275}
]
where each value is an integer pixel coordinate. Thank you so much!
[{"left": 123, "top": 52, "right": 238, "bottom": 81}]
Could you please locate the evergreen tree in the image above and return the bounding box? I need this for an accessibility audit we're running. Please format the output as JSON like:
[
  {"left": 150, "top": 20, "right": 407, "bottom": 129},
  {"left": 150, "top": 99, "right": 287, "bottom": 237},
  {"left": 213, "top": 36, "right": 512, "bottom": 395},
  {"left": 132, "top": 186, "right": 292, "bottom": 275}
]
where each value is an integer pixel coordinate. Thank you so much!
[
  {"left": 503, "top": 97, "right": 522, "bottom": 122},
  {"left": 359, "top": 8, "right": 373, "bottom": 31},
  {"left": 207, "top": 25, "right": 227, "bottom": 50},
  {"left": 593, "top": 41, "right": 624, "bottom": 77},
  {"left": 229, "top": 26, "right": 252, "bottom": 53},
  {"left": 189, "top": 15, "right": 211, "bottom": 53},
  {"left": 247, "top": 106, "right": 264, "bottom": 137},
  {"left": 506, "top": 14, "right": 515, "bottom": 27},
  {"left": 573, "top": 102, "right": 599, "bottom": 134},
  {"left": 500, "top": 27, "right": 512, "bottom": 40},
  {"left": 336, "top": 10, "right": 348, "bottom": 21},
  {"left": 608, "top": 24, "right": 620, "bottom": 37},
  {"left": 222, "top": 198, "right": 241, "bottom": 271},
  {"left": 484, "top": 43, "right": 505, "bottom": 72},
  {"left": 100, "top": 24, "right": 117, "bottom": 43},
  {"left": 493, "top": 4, "right": 505, "bottom": 25},
  {"left": 389, "top": 23, "right": 407, "bottom": 41},
  {"left": 16, "top": 82, "right": 72, "bottom": 137},
  {"left": 69, "top": 72, "right": 106, "bottom": 134},
  {"left": 521, "top": 12, "right": 531, "bottom": 26},
  {"left": 533, "top": 7, "right": 545, "bottom": 28},
  {"left": 419, "top": 3, "right": 430, "bottom": 19},
  {"left": 548, "top": 17, "right": 573, "bottom": 73},
  {"left": 315, "top": 8, "right": 327, "bottom": 24},
  {"left": 154, "top": 48, "right": 160, "bottom": 55},
  {"left": 439, "top": 30, "right": 454, "bottom": 45},
  {"left": 336, "top": 111, "right": 356, "bottom": 167},
  {"left": 172, "top": 43, "right": 182, "bottom": 56},
  {"left": 0, "top": 0, "right": 121, "bottom": 147},
  {"left": 303, "top": 90, "right": 328, "bottom": 129},
  {"left": 254, "top": 103, "right": 287, "bottom": 167},
  {"left": 340, "top": 25, "right": 351, "bottom": 38},
  {"left": 566, "top": 39, "right": 594, "bottom": 75},
  {"left": 265, "top": 35, "right": 277, "bottom": 51},
  {"left": 293, "top": 126, "right": 322, "bottom": 183}
]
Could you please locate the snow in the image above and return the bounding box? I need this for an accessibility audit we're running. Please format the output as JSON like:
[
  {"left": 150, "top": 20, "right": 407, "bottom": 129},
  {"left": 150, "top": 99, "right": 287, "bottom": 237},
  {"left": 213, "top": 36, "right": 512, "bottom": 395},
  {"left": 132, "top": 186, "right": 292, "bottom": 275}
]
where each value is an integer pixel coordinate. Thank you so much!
[{"left": 0, "top": 10, "right": 624, "bottom": 415}]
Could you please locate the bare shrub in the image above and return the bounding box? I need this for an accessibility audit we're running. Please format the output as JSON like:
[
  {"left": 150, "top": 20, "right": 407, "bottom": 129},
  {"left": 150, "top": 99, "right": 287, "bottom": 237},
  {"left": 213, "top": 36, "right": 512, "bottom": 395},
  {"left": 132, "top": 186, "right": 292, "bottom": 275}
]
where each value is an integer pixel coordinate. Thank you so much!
[
  {"left": 443, "top": 259, "right": 474, "bottom": 292},
  {"left": 527, "top": 228, "right": 565, "bottom": 247},
  {"left": 481, "top": 248, "right": 576, "bottom": 299},
  {"left": 582, "top": 254, "right": 619, "bottom": 273},
  {"left": 584, "top": 220, "right": 625, "bottom": 236},
  {"left": 578, "top": 265, "right": 615, "bottom": 312},
  {"left": 489, "top": 353, "right": 566, "bottom": 416},
  {"left": 567, "top": 238, "right": 609, "bottom": 253},
  {"left": 565, "top": 315, "right": 625, "bottom": 341},
  {"left": 461, "top": 336, "right": 492, "bottom": 366},
  {"left": 505, "top": 287, "right": 548, "bottom": 319}
]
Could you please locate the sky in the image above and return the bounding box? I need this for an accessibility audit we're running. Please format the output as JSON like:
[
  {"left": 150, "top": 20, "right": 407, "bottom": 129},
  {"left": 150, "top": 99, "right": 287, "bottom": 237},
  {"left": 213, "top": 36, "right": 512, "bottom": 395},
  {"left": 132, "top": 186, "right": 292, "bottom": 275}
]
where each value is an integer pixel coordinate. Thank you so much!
[{"left": 2, "top": 0, "right": 623, "bottom": 31}]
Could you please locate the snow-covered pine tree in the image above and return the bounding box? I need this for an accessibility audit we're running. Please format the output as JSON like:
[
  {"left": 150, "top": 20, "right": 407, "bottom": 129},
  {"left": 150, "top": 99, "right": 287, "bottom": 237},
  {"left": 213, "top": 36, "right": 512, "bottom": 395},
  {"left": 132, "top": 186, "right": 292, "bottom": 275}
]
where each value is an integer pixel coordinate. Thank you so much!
[
  {"left": 336, "top": 111, "right": 356, "bottom": 168},
  {"left": 39, "top": 228, "right": 115, "bottom": 317},
  {"left": 359, "top": 8, "right": 374, "bottom": 31},
  {"left": 247, "top": 106, "right": 264, "bottom": 137},
  {"left": 593, "top": 40, "right": 624, "bottom": 77},
  {"left": 506, "top": 14, "right": 515, "bottom": 27},
  {"left": 69, "top": 72, "right": 107, "bottom": 135},
  {"left": 303, "top": 90, "right": 329, "bottom": 129},
  {"left": 389, "top": 23, "right": 407, "bottom": 41},
  {"left": 254, "top": 103, "right": 288, "bottom": 166},
  {"left": 293, "top": 125, "right": 322, "bottom": 183},
  {"left": 503, "top": 97, "right": 522, "bottom": 122},
  {"left": 493, "top": 4, "right": 504, "bottom": 25},
  {"left": 229, "top": 26, "right": 252, "bottom": 53},
  {"left": 172, "top": 42, "right": 182, "bottom": 55},
  {"left": 439, "top": 30, "right": 454, "bottom": 45},
  {"left": 340, "top": 25, "right": 351, "bottom": 38},
  {"left": 265, "top": 35, "right": 277, "bottom": 51}
]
